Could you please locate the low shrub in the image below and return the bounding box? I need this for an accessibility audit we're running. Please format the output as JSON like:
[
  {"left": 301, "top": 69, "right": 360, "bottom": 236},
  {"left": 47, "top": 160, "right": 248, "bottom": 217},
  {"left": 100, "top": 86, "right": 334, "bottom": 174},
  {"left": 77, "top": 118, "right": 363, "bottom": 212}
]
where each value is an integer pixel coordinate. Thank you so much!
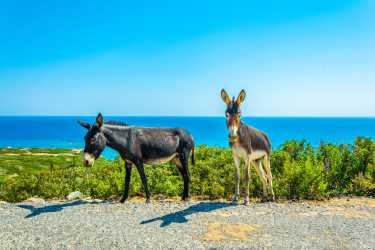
[{"left": 0, "top": 137, "right": 373, "bottom": 202}]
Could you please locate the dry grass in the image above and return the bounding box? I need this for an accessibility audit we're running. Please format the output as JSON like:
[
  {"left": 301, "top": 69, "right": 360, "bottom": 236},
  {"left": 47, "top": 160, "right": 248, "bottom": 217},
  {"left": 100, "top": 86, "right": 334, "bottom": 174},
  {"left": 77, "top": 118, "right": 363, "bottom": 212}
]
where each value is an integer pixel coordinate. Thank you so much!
[
  {"left": 202, "top": 222, "right": 260, "bottom": 241},
  {"left": 324, "top": 207, "right": 375, "bottom": 219},
  {"left": 321, "top": 197, "right": 375, "bottom": 207},
  {"left": 301, "top": 197, "right": 375, "bottom": 208},
  {"left": 290, "top": 197, "right": 375, "bottom": 219},
  {"left": 0, "top": 148, "right": 81, "bottom": 157}
]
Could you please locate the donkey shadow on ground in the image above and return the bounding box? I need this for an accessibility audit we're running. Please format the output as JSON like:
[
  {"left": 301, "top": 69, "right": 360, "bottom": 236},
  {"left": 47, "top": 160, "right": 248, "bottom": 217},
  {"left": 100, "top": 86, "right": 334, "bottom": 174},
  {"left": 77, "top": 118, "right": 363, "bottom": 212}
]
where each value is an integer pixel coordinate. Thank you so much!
[
  {"left": 141, "top": 202, "right": 237, "bottom": 227},
  {"left": 17, "top": 200, "right": 110, "bottom": 218}
]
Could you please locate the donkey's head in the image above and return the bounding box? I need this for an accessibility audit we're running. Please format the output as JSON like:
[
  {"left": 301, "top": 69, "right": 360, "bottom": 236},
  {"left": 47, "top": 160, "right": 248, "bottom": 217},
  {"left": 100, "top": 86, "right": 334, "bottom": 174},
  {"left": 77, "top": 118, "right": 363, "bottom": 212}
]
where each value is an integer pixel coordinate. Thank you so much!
[
  {"left": 78, "top": 113, "right": 107, "bottom": 167},
  {"left": 220, "top": 89, "right": 246, "bottom": 142}
]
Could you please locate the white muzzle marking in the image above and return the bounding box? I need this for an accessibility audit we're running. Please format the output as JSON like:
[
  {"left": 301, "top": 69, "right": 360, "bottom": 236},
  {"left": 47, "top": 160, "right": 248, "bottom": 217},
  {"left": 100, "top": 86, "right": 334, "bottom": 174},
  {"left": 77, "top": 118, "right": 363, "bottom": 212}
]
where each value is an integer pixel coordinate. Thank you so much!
[
  {"left": 84, "top": 153, "right": 95, "bottom": 167},
  {"left": 229, "top": 125, "right": 238, "bottom": 137}
]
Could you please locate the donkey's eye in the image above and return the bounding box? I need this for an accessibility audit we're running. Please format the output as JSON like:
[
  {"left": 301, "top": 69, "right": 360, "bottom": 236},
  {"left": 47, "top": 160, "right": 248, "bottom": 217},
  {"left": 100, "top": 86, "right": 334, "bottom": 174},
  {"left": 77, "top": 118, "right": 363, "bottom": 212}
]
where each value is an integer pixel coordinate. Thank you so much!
[{"left": 226, "top": 112, "right": 230, "bottom": 118}]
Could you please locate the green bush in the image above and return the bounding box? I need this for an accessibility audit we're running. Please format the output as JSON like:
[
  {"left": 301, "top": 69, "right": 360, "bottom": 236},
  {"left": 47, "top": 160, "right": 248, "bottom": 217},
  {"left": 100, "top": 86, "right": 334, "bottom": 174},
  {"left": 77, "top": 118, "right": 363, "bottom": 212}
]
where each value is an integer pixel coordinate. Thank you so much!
[
  {"left": 0, "top": 137, "right": 374, "bottom": 202},
  {"left": 274, "top": 157, "right": 327, "bottom": 199},
  {"left": 351, "top": 174, "right": 375, "bottom": 196}
]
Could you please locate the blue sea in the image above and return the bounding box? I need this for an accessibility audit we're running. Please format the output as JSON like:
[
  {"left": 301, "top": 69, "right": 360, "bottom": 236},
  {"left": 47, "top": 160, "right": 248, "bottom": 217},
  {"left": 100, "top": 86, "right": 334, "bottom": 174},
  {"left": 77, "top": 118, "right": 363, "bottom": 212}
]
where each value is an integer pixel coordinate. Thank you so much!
[{"left": 0, "top": 116, "right": 374, "bottom": 159}]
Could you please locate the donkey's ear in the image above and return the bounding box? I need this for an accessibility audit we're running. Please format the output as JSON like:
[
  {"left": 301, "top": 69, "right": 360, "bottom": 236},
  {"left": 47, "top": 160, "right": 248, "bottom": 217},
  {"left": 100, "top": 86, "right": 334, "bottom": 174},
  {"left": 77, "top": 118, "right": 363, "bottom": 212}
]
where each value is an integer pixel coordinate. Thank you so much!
[
  {"left": 236, "top": 89, "right": 246, "bottom": 106},
  {"left": 78, "top": 120, "right": 91, "bottom": 130},
  {"left": 96, "top": 113, "right": 103, "bottom": 128},
  {"left": 221, "top": 89, "right": 231, "bottom": 105}
]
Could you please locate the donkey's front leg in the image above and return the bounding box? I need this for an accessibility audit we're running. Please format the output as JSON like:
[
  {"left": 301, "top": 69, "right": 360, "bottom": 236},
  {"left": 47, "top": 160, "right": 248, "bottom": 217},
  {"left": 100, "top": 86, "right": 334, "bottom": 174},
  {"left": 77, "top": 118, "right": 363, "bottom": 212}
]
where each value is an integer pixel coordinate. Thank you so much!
[
  {"left": 119, "top": 161, "right": 132, "bottom": 203},
  {"left": 262, "top": 156, "right": 275, "bottom": 201},
  {"left": 135, "top": 161, "right": 151, "bottom": 203},
  {"left": 244, "top": 160, "right": 250, "bottom": 206},
  {"left": 232, "top": 156, "right": 241, "bottom": 203}
]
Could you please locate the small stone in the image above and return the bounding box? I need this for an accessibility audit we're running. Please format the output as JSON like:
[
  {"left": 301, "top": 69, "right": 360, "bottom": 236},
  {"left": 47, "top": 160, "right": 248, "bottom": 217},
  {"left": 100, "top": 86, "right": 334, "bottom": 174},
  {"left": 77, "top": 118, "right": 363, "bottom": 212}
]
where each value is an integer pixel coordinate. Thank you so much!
[{"left": 66, "top": 191, "right": 82, "bottom": 200}]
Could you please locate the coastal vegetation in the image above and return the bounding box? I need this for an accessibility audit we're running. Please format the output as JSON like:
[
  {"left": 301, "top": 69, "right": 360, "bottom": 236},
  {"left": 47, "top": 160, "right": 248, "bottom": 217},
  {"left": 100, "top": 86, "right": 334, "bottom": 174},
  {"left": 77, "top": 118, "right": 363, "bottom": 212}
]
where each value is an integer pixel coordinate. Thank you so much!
[{"left": 0, "top": 137, "right": 374, "bottom": 202}]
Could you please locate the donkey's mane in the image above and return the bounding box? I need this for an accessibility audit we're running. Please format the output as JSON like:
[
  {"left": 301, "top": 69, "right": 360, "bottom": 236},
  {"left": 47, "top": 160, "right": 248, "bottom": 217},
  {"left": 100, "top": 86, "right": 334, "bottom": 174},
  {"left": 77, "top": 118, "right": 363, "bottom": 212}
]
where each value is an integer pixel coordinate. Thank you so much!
[{"left": 105, "top": 121, "right": 128, "bottom": 126}]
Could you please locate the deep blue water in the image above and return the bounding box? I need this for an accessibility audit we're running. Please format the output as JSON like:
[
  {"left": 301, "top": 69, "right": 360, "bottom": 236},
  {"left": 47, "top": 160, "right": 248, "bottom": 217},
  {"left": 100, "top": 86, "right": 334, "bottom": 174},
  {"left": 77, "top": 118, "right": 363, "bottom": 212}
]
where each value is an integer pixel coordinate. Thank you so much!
[{"left": 0, "top": 116, "right": 374, "bottom": 159}]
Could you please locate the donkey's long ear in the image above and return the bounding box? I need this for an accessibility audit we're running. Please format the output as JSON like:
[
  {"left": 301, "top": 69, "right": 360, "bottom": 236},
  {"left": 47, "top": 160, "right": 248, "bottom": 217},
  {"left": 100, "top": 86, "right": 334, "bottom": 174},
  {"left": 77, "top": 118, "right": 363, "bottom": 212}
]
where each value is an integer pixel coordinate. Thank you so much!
[
  {"left": 221, "top": 89, "right": 231, "bottom": 105},
  {"left": 236, "top": 89, "right": 246, "bottom": 106},
  {"left": 96, "top": 113, "right": 103, "bottom": 128},
  {"left": 78, "top": 120, "right": 91, "bottom": 130}
]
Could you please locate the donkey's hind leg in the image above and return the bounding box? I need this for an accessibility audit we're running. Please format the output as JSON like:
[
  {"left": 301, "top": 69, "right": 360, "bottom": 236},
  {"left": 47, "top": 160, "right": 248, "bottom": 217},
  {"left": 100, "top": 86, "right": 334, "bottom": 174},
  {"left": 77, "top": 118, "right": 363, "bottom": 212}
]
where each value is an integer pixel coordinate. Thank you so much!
[
  {"left": 135, "top": 161, "right": 151, "bottom": 203},
  {"left": 262, "top": 155, "right": 275, "bottom": 201},
  {"left": 252, "top": 160, "right": 268, "bottom": 201},
  {"left": 177, "top": 151, "right": 191, "bottom": 201}
]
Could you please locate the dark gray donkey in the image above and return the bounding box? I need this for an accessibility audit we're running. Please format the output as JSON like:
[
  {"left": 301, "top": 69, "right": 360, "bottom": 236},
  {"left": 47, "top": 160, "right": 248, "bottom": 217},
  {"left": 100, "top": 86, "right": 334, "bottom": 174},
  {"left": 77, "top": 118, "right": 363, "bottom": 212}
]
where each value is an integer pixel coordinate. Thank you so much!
[
  {"left": 78, "top": 113, "right": 195, "bottom": 203},
  {"left": 220, "top": 89, "right": 275, "bottom": 205}
]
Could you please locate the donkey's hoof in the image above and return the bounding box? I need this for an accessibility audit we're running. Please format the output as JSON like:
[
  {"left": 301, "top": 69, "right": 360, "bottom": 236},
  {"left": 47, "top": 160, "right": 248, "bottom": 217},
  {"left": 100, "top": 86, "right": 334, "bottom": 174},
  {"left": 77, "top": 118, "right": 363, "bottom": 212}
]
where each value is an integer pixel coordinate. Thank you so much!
[
  {"left": 182, "top": 196, "right": 191, "bottom": 202},
  {"left": 260, "top": 197, "right": 269, "bottom": 203},
  {"left": 145, "top": 198, "right": 151, "bottom": 204},
  {"left": 243, "top": 198, "right": 250, "bottom": 206},
  {"left": 118, "top": 196, "right": 126, "bottom": 203},
  {"left": 231, "top": 196, "right": 239, "bottom": 203}
]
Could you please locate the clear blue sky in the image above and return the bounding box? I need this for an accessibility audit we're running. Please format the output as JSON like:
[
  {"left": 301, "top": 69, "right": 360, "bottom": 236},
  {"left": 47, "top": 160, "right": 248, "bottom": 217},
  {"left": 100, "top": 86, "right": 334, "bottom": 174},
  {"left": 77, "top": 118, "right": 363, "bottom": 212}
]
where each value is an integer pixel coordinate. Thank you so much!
[{"left": 0, "top": 0, "right": 374, "bottom": 116}]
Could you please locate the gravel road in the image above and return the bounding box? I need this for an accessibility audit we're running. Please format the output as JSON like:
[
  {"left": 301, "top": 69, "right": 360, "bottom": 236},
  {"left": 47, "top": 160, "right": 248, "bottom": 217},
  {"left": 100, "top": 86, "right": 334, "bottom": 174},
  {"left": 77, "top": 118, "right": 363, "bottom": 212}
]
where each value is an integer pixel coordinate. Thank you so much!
[{"left": 1, "top": 197, "right": 374, "bottom": 250}]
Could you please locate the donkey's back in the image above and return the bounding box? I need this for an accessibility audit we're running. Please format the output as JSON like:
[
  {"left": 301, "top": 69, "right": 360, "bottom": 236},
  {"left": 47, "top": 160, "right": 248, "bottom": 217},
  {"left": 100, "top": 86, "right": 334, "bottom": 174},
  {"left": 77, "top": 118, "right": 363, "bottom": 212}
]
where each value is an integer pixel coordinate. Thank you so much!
[
  {"left": 238, "top": 124, "right": 271, "bottom": 156},
  {"left": 128, "top": 126, "right": 194, "bottom": 161}
]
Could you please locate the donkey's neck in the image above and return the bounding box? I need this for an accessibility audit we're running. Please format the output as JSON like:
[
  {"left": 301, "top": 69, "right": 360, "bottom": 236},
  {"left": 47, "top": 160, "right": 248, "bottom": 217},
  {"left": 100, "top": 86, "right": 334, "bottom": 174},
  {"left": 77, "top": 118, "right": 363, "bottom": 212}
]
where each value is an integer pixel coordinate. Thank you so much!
[{"left": 102, "top": 125, "right": 130, "bottom": 153}]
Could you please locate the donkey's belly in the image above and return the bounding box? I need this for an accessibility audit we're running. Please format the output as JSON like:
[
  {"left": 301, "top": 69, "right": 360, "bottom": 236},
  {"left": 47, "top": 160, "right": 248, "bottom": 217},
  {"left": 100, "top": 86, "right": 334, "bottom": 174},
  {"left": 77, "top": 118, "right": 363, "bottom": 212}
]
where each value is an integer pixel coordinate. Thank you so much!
[
  {"left": 232, "top": 144, "right": 266, "bottom": 161},
  {"left": 144, "top": 153, "right": 177, "bottom": 165}
]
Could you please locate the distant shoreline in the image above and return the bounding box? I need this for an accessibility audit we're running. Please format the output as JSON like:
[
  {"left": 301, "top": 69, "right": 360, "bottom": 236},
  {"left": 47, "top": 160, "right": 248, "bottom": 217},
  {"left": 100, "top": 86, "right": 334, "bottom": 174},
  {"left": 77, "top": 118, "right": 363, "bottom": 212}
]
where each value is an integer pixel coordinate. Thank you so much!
[{"left": 1, "top": 115, "right": 375, "bottom": 118}]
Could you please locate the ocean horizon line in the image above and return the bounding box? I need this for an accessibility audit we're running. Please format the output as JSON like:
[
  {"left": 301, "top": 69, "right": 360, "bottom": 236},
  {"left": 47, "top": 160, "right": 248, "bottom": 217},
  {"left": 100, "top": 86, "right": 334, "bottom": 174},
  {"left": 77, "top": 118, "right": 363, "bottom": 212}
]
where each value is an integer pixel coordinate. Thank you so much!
[{"left": 0, "top": 115, "right": 374, "bottom": 119}]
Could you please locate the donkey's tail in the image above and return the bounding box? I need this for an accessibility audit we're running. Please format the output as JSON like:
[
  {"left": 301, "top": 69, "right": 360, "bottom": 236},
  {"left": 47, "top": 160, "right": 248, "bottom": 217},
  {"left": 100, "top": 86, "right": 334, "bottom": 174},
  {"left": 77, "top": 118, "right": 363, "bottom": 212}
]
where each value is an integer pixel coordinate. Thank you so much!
[{"left": 191, "top": 146, "right": 195, "bottom": 165}]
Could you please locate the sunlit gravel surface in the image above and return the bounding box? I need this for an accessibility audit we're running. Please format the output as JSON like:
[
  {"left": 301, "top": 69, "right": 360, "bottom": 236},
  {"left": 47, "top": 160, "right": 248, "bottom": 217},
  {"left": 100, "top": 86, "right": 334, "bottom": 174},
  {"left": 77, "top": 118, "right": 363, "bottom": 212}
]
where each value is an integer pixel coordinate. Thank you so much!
[{"left": 1, "top": 198, "right": 374, "bottom": 249}]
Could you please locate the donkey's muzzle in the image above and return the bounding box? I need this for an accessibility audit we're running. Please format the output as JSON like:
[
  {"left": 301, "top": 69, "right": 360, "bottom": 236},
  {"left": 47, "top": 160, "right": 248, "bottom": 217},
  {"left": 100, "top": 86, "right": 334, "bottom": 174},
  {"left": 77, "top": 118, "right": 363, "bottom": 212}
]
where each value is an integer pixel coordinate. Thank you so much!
[
  {"left": 83, "top": 153, "right": 95, "bottom": 167},
  {"left": 228, "top": 135, "right": 239, "bottom": 143}
]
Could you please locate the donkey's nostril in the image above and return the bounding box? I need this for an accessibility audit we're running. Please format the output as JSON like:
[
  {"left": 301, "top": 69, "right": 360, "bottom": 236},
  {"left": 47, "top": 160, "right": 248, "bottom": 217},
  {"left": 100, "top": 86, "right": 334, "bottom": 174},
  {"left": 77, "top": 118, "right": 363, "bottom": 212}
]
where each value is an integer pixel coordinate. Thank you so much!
[{"left": 85, "top": 160, "right": 89, "bottom": 165}]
